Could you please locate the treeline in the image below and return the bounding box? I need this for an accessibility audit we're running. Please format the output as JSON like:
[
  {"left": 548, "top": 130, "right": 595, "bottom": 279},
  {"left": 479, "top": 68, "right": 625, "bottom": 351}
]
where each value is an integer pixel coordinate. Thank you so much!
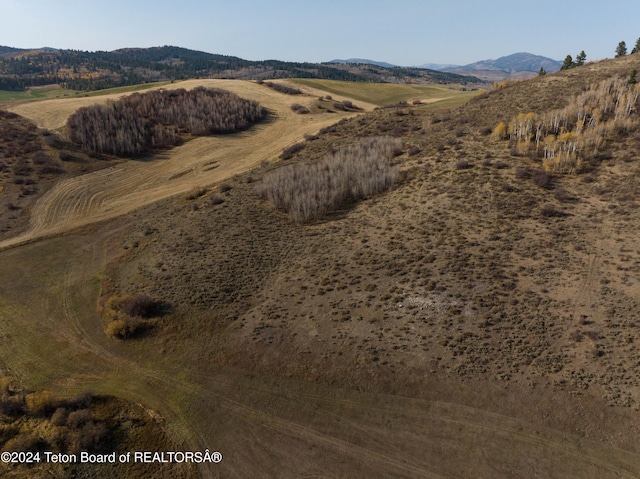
[
  {"left": 256, "top": 136, "right": 401, "bottom": 222},
  {"left": 0, "top": 45, "right": 483, "bottom": 92},
  {"left": 68, "top": 87, "right": 266, "bottom": 157},
  {"left": 560, "top": 37, "right": 640, "bottom": 71},
  {"left": 258, "top": 80, "right": 302, "bottom": 95}
]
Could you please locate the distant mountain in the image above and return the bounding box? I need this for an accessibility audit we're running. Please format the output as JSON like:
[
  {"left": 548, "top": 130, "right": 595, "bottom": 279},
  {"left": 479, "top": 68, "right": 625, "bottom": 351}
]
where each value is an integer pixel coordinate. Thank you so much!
[
  {"left": 458, "top": 52, "right": 562, "bottom": 73},
  {"left": 415, "top": 63, "right": 461, "bottom": 71},
  {"left": 440, "top": 52, "right": 562, "bottom": 81},
  {"left": 329, "top": 58, "right": 397, "bottom": 69}
]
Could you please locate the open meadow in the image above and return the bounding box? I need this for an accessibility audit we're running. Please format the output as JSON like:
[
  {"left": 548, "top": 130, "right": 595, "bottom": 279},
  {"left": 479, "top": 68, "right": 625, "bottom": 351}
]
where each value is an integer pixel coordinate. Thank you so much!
[{"left": 2, "top": 62, "right": 640, "bottom": 478}]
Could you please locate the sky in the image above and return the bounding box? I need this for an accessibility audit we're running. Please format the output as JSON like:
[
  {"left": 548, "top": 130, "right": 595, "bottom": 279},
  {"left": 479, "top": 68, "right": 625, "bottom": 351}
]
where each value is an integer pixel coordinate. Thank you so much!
[{"left": 1, "top": 0, "right": 639, "bottom": 66}]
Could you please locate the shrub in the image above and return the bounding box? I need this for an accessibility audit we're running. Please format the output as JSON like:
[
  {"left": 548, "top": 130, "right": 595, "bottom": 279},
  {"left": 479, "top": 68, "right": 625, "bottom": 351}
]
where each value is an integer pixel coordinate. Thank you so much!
[
  {"left": 391, "top": 146, "right": 404, "bottom": 157},
  {"left": 493, "top": 160, "right": 509, "bottom": 169},
  {"left": 12, "top": 163, "right": 31, "bottom": 176},
  {"left": 532, "top": 169, "right": 553, "bottom": 189},
  {"left": 263, "top": 82, "right": 302, "bottom": 95},
  {"left": 66, "top": 409, "right": 93, "bottom": 428},
  {"left": 553, "top": 187, "right": 575, "bottom": 202},
  {"left": 106, "top": 317, "right": 143, "bottom": 340},
  {"left": 279, "top": 142, "right": 306, "bottom": 160},
  {"left": 541, "top": 204, "right": 567, "bottom": 217},
  {"left": 515, "top": 166, "right": 532, "bottom": 179},
  {"left": 102, "top": 293, "right": 163, "bottom": 340},
  {"left": 51, "top": 407, "right": 69, "bottom": 426},
  {"left": 24, "top": 390, "right": 56, "bottom": 416},
  {"left": 2, "top": 433, "right": 39, "bottom": 453},
  {"left": 407, "top": 146, "right": 422, "bottom": 156},
  {"left": 185, "top": 186, "right": 207, "bottom": 200},
  {"left": 0, "top": 396, "right": 23, "bottom": 416},
  {"left": 455, "top": 160, "right": 472, "bottom": 170},
  {"left": 120, "top": 294, "right": 161, "bottom": 318},
  {"left": 42, "top": 133, "right": 62, "bottom": 148},
  {"left": 291, "top": 103, "right": 310, "bottom": 114}
]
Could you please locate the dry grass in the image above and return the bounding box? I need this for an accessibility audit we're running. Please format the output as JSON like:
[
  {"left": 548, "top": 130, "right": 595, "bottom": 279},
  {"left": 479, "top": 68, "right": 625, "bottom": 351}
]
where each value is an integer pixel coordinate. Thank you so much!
[
  {"left": 3, "top": 55, "right": 640, "bottom": 478},
  {"left": 0, "top": 79, "right": 366, "bottom": 250}
]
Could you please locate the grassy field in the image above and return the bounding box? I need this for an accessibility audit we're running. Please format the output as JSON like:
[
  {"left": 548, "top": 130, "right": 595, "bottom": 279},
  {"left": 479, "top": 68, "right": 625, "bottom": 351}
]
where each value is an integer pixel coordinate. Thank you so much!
[
  {"left": 0, "top": 84, "right": 72, "bottom": 104},
  {"left": 289, "top": 78, "right": 479, "bottom": 107},
  {"left": 0, "top": 79, "right": 362, "bottom": 249},
  {"left": 3, "top": 56, "right": 640, "bottom": 477},
  {"left": 0, "top": 81, "right": 171, "bottom": 108}
]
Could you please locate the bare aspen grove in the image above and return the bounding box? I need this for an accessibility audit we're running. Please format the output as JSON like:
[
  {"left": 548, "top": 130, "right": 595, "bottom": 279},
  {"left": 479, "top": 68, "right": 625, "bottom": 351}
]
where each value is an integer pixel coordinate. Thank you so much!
[
  {"left": 67, "top": 87, "right": 266, "bottom": 157},
  {"left": 256, "top": 136, "right": 400, "bottom": 222}
]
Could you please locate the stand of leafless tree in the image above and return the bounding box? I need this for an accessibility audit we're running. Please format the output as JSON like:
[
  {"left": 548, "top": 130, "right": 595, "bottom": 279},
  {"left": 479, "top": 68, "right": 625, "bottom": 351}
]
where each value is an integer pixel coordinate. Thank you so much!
[
  {"left": 256, "top": 136, "right": 401, "bottom": 222},
  {"left": 68, "top": 87, "right": 266, "bottom": 157}
]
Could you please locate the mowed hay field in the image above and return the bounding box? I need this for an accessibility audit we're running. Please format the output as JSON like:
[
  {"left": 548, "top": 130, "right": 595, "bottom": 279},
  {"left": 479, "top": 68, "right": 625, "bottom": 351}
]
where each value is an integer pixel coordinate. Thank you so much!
[
  {"left": 0, "top": 79, "right": 368, "bottom": 249},
  {"left": 3, "top": 64, "right": 640, "bottom": 479},
  {"left": 290, "top": 78, "right": 479, "bottom": 108}
]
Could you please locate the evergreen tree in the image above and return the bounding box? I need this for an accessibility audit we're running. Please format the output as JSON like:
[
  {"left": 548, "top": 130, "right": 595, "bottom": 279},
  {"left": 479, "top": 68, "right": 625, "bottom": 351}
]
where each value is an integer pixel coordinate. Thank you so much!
[
  {"left": 560, "top": 55, "right": 574, "bottom": 70},
  {"left": 630, "top": 69, "right": 638, "bottom": 85},
  {"left": 575, "top": 51, "right": 586, "bottom": 66},
  {"left": 632, "top": 38, "right": 640, "bottom": 54},
  {"left": 538, "top": 67, "right": 547, "bottom": 76},
  {"left": 616, "top": 41, "right": 628, "bottom": 58}
]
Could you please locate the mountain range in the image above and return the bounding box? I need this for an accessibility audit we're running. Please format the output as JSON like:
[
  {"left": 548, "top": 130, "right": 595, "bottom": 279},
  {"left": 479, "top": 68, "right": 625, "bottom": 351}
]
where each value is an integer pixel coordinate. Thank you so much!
[{"left": 331, "top": 52, "right": 563, "bottom": 81}]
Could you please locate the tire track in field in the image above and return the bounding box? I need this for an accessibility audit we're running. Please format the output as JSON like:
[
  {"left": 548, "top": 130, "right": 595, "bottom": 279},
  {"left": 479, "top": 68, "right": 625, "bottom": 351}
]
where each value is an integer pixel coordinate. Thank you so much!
[
  {"left": 1, "top": 80, "right": 363, "bottom": 251},
  {"left": 52, "top": 242, "right": 439, "bottom": 478},
  {"left": 189, "top": 370, "right": 640, "bottom": 479}
]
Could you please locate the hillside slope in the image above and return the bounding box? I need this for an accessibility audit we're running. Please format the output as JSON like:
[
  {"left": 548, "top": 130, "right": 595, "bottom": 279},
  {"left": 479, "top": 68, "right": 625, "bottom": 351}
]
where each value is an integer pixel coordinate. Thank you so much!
[
  {"left": 95, "top": 53, "right": 640, "bottom": 475},
  {"left": 2, "top": 54, "right": 640, "bottom": 478}
]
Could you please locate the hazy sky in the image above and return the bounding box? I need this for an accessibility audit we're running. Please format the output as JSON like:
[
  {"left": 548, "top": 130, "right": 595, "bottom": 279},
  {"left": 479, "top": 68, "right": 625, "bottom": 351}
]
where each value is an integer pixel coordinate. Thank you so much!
[{"left": 1, "top": 0, "right": 639, "bottom": 66}]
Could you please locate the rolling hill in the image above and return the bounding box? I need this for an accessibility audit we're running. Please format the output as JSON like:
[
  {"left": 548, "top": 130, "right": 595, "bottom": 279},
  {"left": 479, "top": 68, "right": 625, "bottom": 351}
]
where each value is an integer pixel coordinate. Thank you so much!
[
  {"left": 0, "top": 45, "right": 484, "bottom": 92},
  {"left": 1, "top": 50, "right": 640, "bottom": 478},
  {"left": 328, "top": 58, "right": 398, "bottom": 68}
]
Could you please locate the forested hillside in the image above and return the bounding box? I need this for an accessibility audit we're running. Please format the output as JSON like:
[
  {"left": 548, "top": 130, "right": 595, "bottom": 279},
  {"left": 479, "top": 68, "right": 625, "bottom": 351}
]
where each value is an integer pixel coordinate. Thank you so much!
[{"left": 0, "top": 45, "right": 483, "bottom": 91}]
